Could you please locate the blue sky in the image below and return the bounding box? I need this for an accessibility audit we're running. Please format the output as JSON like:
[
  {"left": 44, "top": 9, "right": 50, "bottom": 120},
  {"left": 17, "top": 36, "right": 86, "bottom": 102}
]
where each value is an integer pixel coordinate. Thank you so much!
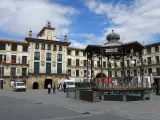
[{"left": 0, "top": 0, "right": 160, "bottom": 48}]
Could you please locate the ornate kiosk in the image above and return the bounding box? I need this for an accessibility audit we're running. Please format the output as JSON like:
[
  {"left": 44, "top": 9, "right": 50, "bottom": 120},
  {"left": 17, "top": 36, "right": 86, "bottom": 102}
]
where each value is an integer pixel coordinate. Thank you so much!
[{"left": 83, "top": 30, "right": 151, "bottom": 101}]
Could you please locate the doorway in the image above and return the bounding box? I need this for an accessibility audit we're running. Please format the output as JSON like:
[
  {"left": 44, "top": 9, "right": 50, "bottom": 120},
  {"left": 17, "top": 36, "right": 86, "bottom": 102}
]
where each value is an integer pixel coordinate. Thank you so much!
[
  {"left": 33, "top": 82, "right": 39, "bottom": 89},
  {"left": 44, "top": 79, "right": 52, "bottom": 89}
]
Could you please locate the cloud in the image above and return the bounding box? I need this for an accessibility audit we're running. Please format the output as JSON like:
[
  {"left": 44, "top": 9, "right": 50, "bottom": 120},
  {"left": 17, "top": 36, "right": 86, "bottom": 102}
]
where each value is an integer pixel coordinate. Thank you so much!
[
  {"left": 69, "top": 33, "right": 105, "bottom": 48},
  {"left": 0, "top": 0, "right": 78, "bottom": 37},
  {"left": 84, "top": 0, "right": 160, "bottom": 44}
]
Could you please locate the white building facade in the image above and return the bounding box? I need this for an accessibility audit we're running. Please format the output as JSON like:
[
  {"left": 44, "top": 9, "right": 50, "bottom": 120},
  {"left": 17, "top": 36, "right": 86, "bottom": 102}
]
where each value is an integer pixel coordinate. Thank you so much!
[{"left": 0, "top": 22, "right": 160, "bottom": 89}]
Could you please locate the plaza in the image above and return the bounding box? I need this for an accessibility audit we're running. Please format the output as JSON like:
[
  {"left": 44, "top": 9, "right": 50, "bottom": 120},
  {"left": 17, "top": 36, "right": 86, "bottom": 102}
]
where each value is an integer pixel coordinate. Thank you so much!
[{"left": 0, "top": 90, "right": 159, "bottom": 120}]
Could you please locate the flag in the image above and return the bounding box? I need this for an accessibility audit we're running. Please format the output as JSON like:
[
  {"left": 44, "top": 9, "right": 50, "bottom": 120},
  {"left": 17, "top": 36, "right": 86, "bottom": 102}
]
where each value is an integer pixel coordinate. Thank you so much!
[
  {"left": 10, "top": 60, "right": 15, "bottom": 63},
  {"left": 1, "top": 58, "right": 5, "bottom": 64}
]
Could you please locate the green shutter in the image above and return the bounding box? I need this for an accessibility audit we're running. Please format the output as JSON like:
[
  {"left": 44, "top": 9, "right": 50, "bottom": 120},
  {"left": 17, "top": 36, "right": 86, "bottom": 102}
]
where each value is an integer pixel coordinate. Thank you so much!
[
  {"left": 34, "top": 62, "right": 39, "bottom": 73},
  {"left": 57, "top": 63, "right": 62, "bottom": 74},
  {"left": 46, "top": 62, "right": 51, "bottom": 73}
]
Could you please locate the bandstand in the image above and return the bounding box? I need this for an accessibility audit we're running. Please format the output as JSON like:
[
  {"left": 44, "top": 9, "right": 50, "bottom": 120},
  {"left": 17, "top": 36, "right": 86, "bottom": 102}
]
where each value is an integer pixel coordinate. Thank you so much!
[{"left": 82, "top": 30, "right": 151, "bottom": 101}]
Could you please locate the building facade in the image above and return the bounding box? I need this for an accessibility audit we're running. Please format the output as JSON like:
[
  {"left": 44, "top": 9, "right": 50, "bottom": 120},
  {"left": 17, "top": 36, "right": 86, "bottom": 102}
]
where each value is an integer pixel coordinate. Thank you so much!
[{"left": 0, "top": 22, "right": 160, "bottom": 89}]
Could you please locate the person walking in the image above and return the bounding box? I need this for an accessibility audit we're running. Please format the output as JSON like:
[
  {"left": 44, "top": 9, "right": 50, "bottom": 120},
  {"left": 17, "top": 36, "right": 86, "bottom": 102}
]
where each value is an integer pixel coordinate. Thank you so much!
[
  {"left": 47, "top": 83, "right": 51, "bottom": 94},
  {"left": 52, "top": 83, "right": 56, "bottom": 94},
  {"left": 63, "top": 82, "right": 67, "bottom": 93},
  {"left": 58, "top": 83, "right": 62, "bottom": 94}
]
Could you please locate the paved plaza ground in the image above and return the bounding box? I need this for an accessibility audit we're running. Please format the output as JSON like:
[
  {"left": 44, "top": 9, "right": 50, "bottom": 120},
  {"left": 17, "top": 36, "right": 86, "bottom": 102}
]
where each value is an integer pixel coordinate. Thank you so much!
[{"left": 0, "top": 90, "right": 160, "bottom": 120}]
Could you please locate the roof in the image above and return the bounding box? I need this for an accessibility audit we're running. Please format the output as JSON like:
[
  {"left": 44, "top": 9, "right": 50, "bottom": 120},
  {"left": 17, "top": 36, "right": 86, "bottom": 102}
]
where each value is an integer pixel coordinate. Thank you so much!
[
  {"left": 37, "top": 27, "right": 55, "bottom": 37},
  {"left": 0, "top": 39, "right": 29, "bottom": 45},
  {"left": 25, "top": 37, "right": 71, "bottom": 46},
  {"left": 145, "top": 42, "right": 160, "bottom": 47},
  {"left": 84, "top": 41, "right": 144, "bottom": 56},
  {"left": 67, "top": 47, "right": 85, "bottom": 51}
]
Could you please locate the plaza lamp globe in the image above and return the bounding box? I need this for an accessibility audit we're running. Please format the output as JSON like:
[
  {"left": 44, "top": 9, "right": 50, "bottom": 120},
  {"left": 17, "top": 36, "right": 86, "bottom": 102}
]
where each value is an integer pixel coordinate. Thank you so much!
[{"left": 131, "top": 60, "right": 135, "bottom": 65}]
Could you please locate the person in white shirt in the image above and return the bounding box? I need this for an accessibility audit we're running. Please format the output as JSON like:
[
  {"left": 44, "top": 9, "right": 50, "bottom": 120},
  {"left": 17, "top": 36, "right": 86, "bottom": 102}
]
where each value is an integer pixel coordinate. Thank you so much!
[{"left": 47, "top": 83, "right": 51, "bottom": 94}]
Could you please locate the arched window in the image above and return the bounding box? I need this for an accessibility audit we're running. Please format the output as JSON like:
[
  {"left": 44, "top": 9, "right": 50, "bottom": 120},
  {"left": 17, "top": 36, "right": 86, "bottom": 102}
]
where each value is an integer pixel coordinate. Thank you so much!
[
  {"left": 48, "top": 44, "right": 51, "bottom": 50},
  {"left": 59, "top": 45, "right": 62, "bottom": 51},
  {"left": 41, "top": 44, "right": 45, "bottom": 50},
  {"left": 35, "top": 43, "right": 39, "bottom": 49},
  {"left": 53, "top": 45, "right": 57, "bottom": 51}
]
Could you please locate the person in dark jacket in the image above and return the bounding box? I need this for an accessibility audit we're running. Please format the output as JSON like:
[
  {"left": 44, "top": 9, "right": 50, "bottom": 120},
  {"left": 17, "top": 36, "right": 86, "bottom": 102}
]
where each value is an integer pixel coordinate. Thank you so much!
[
  {"left": 63, "top": 82, "right": 67, "bottom": 92},
  {"left": 52, "top": 83, "right": 56, "bottom": 94}
]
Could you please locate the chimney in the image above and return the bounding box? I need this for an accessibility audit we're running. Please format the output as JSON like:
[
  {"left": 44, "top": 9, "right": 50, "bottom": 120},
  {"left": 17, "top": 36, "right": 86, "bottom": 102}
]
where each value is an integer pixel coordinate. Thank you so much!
[
  {"left": 29, "top": 29, "right": 32, "bottom": 38},
  {"left": 64, "top": 35, "right": 67, "bottom": 42}
]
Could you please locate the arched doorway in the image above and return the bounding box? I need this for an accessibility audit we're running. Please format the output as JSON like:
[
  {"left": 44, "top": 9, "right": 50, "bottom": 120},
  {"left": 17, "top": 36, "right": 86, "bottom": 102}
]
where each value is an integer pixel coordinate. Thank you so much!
[
  {"left": 33, "top": 82, "right": 39, "bottom": 89},
  {"left": 96, "top": 73, "right": 107, "bottom": 78},
  {"left": 95, "top": 73, "right": 107, "bottom": 87},
  {"left": 44, "top": 79, "right": 52, "bottom": 89}
]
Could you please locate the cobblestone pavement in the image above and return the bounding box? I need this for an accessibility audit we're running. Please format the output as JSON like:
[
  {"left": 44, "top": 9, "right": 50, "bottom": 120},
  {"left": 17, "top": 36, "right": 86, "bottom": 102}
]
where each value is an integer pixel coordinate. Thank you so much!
[{"left": 0, "top": 89, "right": 159, "bottom": 120}]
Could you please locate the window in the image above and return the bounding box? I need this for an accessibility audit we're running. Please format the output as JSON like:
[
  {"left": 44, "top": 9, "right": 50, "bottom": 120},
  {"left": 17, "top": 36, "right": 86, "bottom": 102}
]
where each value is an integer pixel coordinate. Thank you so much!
[
  {"left": 11, "top": 68, "right": 16, "bottom": 77},
  {"left": 11, "top": 55, "right": 16, "bottom": 63},
  {"left": 11, "top": 45, "right": 17, "bottom": 51},
  {"left": 22, "top": 68, "right": 27, "bottom": 76},
  {"left": 0, "top": 67, "right": 4, "bottom": 77},
  {"left": 23, "top": 46, "right": 28, "bottom": 52},
  {"left": 35, "top": 43, "right": 39, "bottom": 49},
  {"left": 97, "top": 61, "right": 100, "bottom": 67},
  {"left": 0, "top": 43, "right": 5, "bottom": 50},
  {"left": 147, "top": 57, "right": 151, "bottom": 65},
  {"left": 41, "top": 44, "right": 45, "bottom": 50},
  {"left": 156, "top": 68, "right": 160, "bottom": 75},
  {"left": 0, "top": 55, "right": 6, "bottom": 63},
  {"left": 108, "top": 62, "right": 111, "bottom": 68},
  {"left": 34, "top": 52, "right": 40, "bottom": 60},
  {"left": 91, "top": 70, "right": 94, "bottom": 76},
  {"left": 147, "top": 47, "right": 151, "bottom": 54},
  {"left": 83, "top": 52, "right": 86, "bottom": 56},
  {"left": 46, "top": 63, "right": 51, "bottom": 73},
  {"left": 53, "top": 45, "right": 57, "bottom": 51},
  {"left": 134, "top": 69, "right": 137, "bottom": 76},
  {"left": 76, "top": 70, "right": 79, "bottom": 77},
  {"left": 47, "top": 44, "right": 51, "bottom": 50},
  {"left": 127, "top": 60, "right": 129, "bottom": 67},
  {"left": 68, "top": 69, "right": 71, "bottom": 76},
  {"left": 109, "top": 71, "right": 112, "bottom": 77},
  {"left": 155, "top": 46, "right": 159, "bottom": 52},
  {"left": 57, "top": 63, "right": 62, "bottom": 74},
  {"left": 57, "top": 54, "right": 62, "bottom": 62},
  {"left": 76, "top": 59, "right": 79, "bottom": 66},
  {"left": 34, "top": 62, "right": 39, "bottom": 73},
  {"left": 148, "top": 68, "right": 152, "bottom": 75},
  {"left": 127, "top": 70, "right": 130, "bottom": 76},
  {"left": 67, "top": 59, "right": 71, "bottom": 66},
  {"left": 46, "top": 53, "right": 51, "bottom": 61},
  {"left": 115, "top": 71, "right": 117, "bottom": 77},
  {"left": 83, "top": 60, "right": 87, "bottom": 67},
  {"left": 84, "top": 70, "right": 87, "bottom": 77},
  {"left": 59, "top": 46, "right": 62, "bottom": 51},
  {"left": 75, "top": 51, "right": 79, "bottom": 56},
  {"left": 67, "top": 50, "right": 71, "bottom": 55},
  {"left": 103, "top": 62, "right": 106, "bottom": 68},
  {"left": 156, "top": 56, "right": 159, "bottom": 64},
  {"left": 22, "top": 56, "right": 27, "bottom": 64},
  {"left": 114, "top": 62, "right": 118, "bottom": 68}
]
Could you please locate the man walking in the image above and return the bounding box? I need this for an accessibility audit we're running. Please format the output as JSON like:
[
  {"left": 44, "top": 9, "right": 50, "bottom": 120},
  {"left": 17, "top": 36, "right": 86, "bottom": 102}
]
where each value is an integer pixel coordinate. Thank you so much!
[
  {"left": 63, "top": 82, "right": 67, "bottom": 93},
  {"left": 47, "top": 83, "right": 51, "bottom": 94},
  {"left": 52, "top": 83, "right": 56, "bottom": 94}
]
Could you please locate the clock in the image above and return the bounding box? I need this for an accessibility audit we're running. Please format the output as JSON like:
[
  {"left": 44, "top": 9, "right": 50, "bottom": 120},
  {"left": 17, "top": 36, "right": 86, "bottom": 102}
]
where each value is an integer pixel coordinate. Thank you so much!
[{"left": 47, "top": 31, "right": 52, "bottom": 36}]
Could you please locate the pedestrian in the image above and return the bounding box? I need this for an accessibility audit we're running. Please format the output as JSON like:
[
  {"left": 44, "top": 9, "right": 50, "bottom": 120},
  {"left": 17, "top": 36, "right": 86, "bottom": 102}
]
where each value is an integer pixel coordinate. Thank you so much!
[
  {"left": 47, "top": 83, "right": 51, "bottom": 94},
  {"left": 52, "top": 83, "right": 56, "bottom": 94},
  {"left": 58, "top": 83, "right": 62, "bottom": 93},
  {"left": 63, "top": 82, "right": 67, "bottom": 93}
]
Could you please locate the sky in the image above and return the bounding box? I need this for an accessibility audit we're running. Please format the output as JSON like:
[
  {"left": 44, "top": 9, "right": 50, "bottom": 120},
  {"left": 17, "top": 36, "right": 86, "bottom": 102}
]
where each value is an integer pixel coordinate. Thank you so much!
[{"left": 0, "top": 0, "right": 160, "bottom": 48}]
